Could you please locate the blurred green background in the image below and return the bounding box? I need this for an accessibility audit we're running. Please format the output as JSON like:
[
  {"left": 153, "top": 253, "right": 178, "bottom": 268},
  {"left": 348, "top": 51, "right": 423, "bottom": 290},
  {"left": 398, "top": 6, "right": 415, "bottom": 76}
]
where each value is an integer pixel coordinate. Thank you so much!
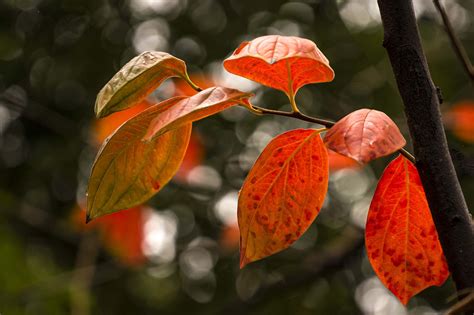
[{"left": 0, "top": 0, "right": 473, "bottom": 314}]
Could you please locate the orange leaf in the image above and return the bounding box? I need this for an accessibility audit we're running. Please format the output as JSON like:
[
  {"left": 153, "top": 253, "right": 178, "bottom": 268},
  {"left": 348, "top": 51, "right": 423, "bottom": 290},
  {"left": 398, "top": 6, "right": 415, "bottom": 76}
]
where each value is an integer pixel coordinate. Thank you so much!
[
  {"left": 443, "top": 100, "right": 474, "bottom": 143},
  {"left": 95, "top": 51, "right": 198, "bottom": 118},
  {"left": 87, "top": 97, "right": 191, "bottom": 220},
  {"left": 223, "top": 35, "right": 334, "bottom": 97},
  {"left": 324, "top": 109, "right": 406, "bottom": 164},
  {"left": 143, "top": 87, "right": 252, "bottom": 141},
  {"left": 238, "top": 129, "right": 328, "bottom": 268},
  {"left": 365, "top": 155, "right": 449, "bottom": 305}
]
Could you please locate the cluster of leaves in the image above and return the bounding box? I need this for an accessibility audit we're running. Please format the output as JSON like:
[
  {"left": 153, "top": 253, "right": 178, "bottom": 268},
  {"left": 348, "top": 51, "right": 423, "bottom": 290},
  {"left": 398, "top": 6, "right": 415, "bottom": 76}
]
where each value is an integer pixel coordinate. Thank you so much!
[{"left": 87, "top": 35, "right": 449, "bottom": 305}]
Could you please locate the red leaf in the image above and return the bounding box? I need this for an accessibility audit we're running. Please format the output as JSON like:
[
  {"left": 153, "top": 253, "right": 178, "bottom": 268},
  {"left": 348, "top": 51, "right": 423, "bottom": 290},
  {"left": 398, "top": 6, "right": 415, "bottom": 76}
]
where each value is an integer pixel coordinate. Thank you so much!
[
  {"left": 366, "top": 155, "right": 449, "bottom": 305},
  {"left": 223, "top": 35, "right": 334, "bottom": 96},
  {"left": 238, "top": 129, "right": 328, "bottom": 268},
  {"left": 324, "top": 109, "right": 406, "bottom": 164},
  {"left": 143, "top": 87, "right": 252, "bottom": 141}
]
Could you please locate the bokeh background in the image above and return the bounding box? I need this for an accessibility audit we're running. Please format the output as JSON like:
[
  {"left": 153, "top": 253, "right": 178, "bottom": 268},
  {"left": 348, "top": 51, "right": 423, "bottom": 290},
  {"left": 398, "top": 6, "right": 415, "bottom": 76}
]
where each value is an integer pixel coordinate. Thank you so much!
[{"left": 0, "top": 0, "right": 473, "bottom": 314}]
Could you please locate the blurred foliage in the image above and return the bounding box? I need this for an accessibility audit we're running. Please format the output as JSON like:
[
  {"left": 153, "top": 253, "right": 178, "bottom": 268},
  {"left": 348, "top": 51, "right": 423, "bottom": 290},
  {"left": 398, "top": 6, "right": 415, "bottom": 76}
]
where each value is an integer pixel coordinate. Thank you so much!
[{"left": 0, "top": 0, "right": 473, "bottom": 314}]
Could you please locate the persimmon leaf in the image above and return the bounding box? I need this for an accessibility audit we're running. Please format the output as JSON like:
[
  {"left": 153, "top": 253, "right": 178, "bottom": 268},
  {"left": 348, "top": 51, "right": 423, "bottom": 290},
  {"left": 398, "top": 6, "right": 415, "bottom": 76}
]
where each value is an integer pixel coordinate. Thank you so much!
[
  {"left": 143, "top": 87, "right": 252, "bottom": 141},
  {"left": 87, "top": 96, "right": 192, "bottom": 220},
  {"left": 238, "top": 129, "right": 328, "bottom": 268},
  {"left": 366, "top": 154, "right": 449, "bottom": 305},
  {"left": 95, "top": 51, "right": 197, "bottom": 118},
  {"left": 324, "top": 109, "right": 406, "bottom": 164},
  {"left": 223, "top": 35, "right": 334, "bottom": 97}
]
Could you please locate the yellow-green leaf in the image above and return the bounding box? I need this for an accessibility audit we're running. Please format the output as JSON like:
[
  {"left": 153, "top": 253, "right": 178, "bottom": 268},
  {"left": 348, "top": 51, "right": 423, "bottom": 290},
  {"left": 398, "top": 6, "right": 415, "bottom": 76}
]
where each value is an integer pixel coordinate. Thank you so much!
[
  {"left": 95, "top": 51, "right": 197, "bottom": 118},
  {"left": 143, "top": 87, "right": 252, "bottom": 141},
  {"left": 87, "top": 96, "right": 191, "bottom": 220}
]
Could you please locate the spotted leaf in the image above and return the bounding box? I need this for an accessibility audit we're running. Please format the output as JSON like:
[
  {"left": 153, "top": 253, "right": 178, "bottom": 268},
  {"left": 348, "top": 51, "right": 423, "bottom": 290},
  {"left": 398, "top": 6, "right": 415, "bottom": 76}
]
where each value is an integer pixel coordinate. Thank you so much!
[
  {"left": 366, "top": 155, "right": 449, "bottom": 305},
  {"left": 238, "top": 129, "right": 328, "bottom": 268}
]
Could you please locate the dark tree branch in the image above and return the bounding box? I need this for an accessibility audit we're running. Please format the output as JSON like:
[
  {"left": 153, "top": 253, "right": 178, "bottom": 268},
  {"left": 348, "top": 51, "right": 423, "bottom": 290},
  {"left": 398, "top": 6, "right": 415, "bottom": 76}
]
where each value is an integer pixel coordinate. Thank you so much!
[
  {"left": 433, "top": 0, "right": 474, "bottom": 82},
  {"left": 377, "top": 0, "right": 474, "bottom": 298}
]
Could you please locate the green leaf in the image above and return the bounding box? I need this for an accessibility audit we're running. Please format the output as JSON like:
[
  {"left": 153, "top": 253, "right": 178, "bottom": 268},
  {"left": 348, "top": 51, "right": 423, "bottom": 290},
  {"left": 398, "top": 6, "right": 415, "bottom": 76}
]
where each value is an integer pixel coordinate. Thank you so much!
[
  {"left": 87, "top": 96, "right": 191, "bottom": 220},
  {"left": 95, "top": 51, "right": 198, "bottom": 118}
]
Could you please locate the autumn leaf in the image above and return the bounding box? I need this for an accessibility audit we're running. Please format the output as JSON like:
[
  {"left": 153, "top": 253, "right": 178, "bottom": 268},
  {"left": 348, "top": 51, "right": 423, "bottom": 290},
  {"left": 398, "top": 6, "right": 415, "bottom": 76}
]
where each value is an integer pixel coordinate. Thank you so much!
[
  {"left": 324, "top": 109, "right": 406, "bottom": 164},
  {"left": 95, "top": 51, "right": 198, "bottom": 118},
  {"left": 223, "top": 35, "right": 334, "bottom": 99},
  {"left": 365, "top": 155, "right": 449, "bottom": 305},
  {"left": 238, "top": 129, "right": 328, "bottom": 268},
  {"left": 143, "top": 87, "right": 252, "bottom": 141},
  {"left": 87, "top": 97, "right": 192, "bottom": 220}
]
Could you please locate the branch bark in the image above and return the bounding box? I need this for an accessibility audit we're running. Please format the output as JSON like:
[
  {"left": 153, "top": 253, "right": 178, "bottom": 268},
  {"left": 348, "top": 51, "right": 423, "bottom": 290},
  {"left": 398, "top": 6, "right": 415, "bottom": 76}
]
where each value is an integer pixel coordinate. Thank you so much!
[{"left": 377, "top": 0, "right": 474, "bottom": 297}]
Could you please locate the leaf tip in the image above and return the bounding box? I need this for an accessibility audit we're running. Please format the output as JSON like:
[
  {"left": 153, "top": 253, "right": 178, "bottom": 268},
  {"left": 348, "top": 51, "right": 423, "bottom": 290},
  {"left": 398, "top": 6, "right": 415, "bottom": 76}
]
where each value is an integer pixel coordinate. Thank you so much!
[
  {"left": 85, "top": 213, "right": 93, "bottom": 224},
  {"left": 239, "top": 254, "right": 249, "bottom": 269}
]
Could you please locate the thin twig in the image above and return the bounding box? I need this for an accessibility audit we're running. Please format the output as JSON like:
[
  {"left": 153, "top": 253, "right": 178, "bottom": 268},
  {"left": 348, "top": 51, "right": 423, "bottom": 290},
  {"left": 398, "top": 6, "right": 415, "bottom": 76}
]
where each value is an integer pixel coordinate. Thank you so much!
[
  {"left": 241, "top": 103, "right": 417, "bottom": 163},
  {"left": 433, "top": 0, "right": 474, "bottom": 82}
]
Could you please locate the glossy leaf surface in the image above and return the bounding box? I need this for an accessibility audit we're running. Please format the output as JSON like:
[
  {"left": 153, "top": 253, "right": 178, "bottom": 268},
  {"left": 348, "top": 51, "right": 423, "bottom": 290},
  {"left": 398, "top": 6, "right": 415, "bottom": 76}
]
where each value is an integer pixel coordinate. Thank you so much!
[
  {"left": 87, "top": 97, "right": 191, "bottom": 220},
  {"left": 366, "top": 155, "right": 449, "bottom": 305},
  {"left": 324, "top": 109, "right": 406, "bottom": 164},
  {"left": 95, "top": 51, "right": 195, "bottom": 118},
  {"left": 144, "top": 87, "right": 252, "bottom": 141},
  {"left": 223, "top": 35, "right": 334, "bottom": 96},
  {"left": 238, "top": 129, "right": 328, "bottom": 268}
]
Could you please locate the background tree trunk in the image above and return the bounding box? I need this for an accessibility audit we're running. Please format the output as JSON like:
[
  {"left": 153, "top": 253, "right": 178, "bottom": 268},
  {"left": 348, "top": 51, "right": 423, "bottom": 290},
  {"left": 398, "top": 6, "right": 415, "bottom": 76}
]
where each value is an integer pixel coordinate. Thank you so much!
[{"left": 377, "top": 0, "right": 474, "bottom": 295}]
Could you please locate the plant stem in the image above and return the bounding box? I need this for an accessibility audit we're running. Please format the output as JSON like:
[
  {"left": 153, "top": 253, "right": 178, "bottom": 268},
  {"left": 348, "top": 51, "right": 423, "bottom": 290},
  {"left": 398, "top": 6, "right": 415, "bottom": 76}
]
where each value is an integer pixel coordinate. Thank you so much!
[
  {"left": 242, "top": 103, "right": 416, "bottom": 163},
  {"left": 433, "top": 0, "right": 474, "bottom": 82},
  {"left": 378, "top": 0, "right": 474, "bottom": 298}
]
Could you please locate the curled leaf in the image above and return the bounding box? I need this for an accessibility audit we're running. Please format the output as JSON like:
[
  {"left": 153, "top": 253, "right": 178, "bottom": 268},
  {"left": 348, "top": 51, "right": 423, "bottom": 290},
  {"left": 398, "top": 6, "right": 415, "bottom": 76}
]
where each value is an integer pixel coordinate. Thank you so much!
[
  {"left": 238, "top": 129, "right": 328, "bottom": 268},
  {"left": 366, "top": 155, "right": 449, "bottom": 305},
  {"left": 87, "top": 97, "right": 191, "bottom": 220},
  {"left": 223, "top": 35, "right": 334, "bottom": 97},
  {"left": 143, "top": 87, "right": 252, "bottom": 141},
  {"left": 95, "top": 51, "right": 197, "bottom": 118},
  {"left": 324, "top": 109, "right": 406, "bottom": 164}
]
